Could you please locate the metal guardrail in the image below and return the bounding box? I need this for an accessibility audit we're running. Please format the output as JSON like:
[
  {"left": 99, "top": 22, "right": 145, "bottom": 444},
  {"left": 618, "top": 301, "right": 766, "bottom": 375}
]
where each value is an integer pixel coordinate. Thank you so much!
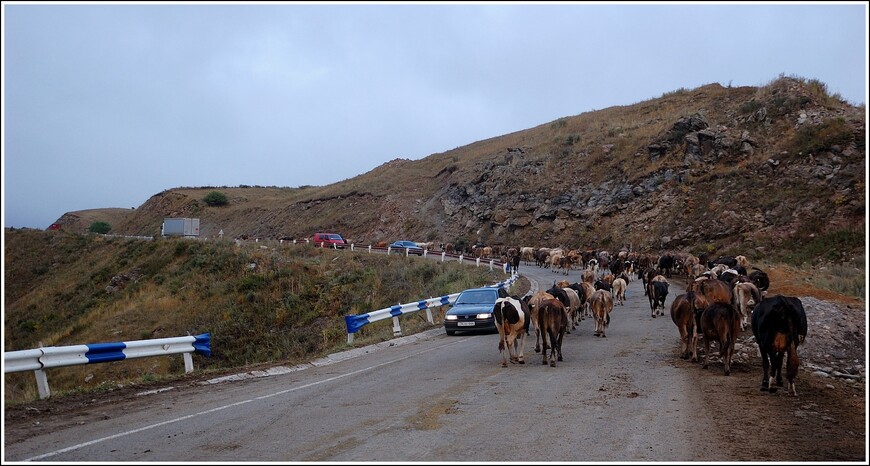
[
  {"left": 4, "top": 333, "right": 211, "bottom": 399},
  {"left": 343, "top": 274, "right": 520, "bottom": 343}
]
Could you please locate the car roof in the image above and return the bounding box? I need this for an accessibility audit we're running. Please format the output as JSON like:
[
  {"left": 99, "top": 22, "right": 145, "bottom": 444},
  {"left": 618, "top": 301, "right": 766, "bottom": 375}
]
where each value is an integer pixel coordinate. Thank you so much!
[{"left": 460, "top": 287, "right": 500, "bottom": 294}]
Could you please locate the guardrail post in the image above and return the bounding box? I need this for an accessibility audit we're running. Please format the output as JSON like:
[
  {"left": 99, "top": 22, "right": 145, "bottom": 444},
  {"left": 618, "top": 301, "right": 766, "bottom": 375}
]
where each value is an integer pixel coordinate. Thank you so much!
[
  {"left": 405, "top": 248, "right": 409, "bottom": 257},
  {"left": 423, "top": 250, "right": 428, "bottom": 258},
  {"left": 350, "top": 243, "right": 354, "bottom": 251},
  {"left": 183, "top": 353, "right": 194, "bottom": 373},
  {"left": 441, "top": 252, "right": 446, "bottom": 262},
  {"left": 490, "top": 259, "right": 495, "bottom": 271},
  {"left": 35, "top": 369, "right": 50, "bottom": 399},
  {"left": 392, "top": 316, "right": 403, "bottom": 336},
  {"left": 347, "top": 333, "right": 355, "bottom": 345},
  {"left": 476, "top": 258, "right": 481, "bottom": 267},
  {"left": 425, "top": 307, "right": 434, "bottom": 324},
  {"left": 387, "top": 247, "right": 392, "bottom": 255},
  {"left": 459, "top": 254, "right": 464, "bottom": 263},
  {"left": 368, "top": 245, "right": 372, "bottom": 253}
]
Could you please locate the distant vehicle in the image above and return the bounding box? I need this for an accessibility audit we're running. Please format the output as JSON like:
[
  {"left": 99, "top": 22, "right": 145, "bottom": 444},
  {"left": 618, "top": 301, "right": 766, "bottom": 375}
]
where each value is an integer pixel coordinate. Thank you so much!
[
  {"left": 389, "top": 240, "right": 424, "bottom": 255},
  {"left": 162, "top": 218, "right": 200, "bottom": 237},
  {"left": 312, "top": 232, "right": 347, "bottom": 248},
  {"left": 443, "top": 286, "right": 508, "bottom": 336}
]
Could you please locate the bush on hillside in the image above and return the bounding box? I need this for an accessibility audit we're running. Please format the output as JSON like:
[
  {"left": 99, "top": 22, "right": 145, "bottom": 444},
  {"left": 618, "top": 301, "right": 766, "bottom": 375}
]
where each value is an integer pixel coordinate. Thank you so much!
[
  {"left": 203, "top": 191, "right": 229, "bottom": 207},
  {"left": 88, "top": 222, "right": 111, "bottom": 234}
]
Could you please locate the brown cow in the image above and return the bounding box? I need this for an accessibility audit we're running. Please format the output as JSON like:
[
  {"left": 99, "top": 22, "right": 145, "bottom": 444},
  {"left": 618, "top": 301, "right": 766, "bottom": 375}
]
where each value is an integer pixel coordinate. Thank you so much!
[
  {"left": 524, "top": 291, "right": 555, "bottom": 353},
  {"left": 694, "top": 276, "right": 732, "bottom": 305},
  {"left": 589, "top": 289, "right": 614, "bottom": 338},
  {"left": 493, "top": 297, "right": 529, "bottom": 367},
  {"left": 669, "top": 291, "right": 710, "bottom": 361},
  {"left": 537, "top": 299, "right": 569, "bottom": 367},
  {"left": 697, "top": 302, "right": 741, "bottom": 375}
]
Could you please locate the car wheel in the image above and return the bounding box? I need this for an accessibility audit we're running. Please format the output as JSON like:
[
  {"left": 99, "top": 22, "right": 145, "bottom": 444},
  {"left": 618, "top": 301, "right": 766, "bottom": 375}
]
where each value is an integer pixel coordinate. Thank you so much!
[{"left": 446, "top": 329, "right": 456, "bottom": 336}]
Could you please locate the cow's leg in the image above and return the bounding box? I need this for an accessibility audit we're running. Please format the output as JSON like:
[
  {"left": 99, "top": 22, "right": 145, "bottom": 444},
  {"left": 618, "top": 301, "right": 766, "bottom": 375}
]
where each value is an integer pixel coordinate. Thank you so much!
[
  {"left": 690, "top": 329, "right": 699, "bottom": 362},
  {"left": 772, "top": 351, "right": 785, "bottom": 388},
  {"left": 535, "top": 327, "right": 541, "bottom": 353},
  {"left": 723, "top": 340, "right": 732, "bottom": 376},
  {"left": 759, "top": 347, "right": 771, "bottom": 391},
  {"left": 679, "top": 326, "right": 689, "bottom": 359},
  {"left": 786, "top": 344, "right": 800, "bottom": 396},
  {"left": 703, "top": 337, "right": 711, "bottom": 369},
  {"left": 516, "top": 333, "right": 526, "bottom": 364},
  {"left": 541, "top": 328, "right": 550, "bottom": 365}
]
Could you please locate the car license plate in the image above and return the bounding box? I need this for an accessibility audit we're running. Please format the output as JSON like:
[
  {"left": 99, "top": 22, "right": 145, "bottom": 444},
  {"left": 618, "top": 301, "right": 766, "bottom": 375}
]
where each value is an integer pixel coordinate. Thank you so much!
[{"left": 458, "top": 322, "right": 475, "bottom": 327}]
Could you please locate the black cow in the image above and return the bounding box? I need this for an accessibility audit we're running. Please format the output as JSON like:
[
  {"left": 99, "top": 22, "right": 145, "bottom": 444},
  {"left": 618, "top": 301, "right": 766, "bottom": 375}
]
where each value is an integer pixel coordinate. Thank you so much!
[
  {"left": 708, "top": 256, "right": 737, "bottom": 269},
  {"left": 748, "top": 267, "right": 771, "bottom": 292},
  {"left": 751, "top": 295, "right": 808, "bottom": 395},
  {"left": 648, "top": 278, "right": 669, "bottom": 318},
  {"left": 658, "top": 254, "right": 676, "bottom": 278}
]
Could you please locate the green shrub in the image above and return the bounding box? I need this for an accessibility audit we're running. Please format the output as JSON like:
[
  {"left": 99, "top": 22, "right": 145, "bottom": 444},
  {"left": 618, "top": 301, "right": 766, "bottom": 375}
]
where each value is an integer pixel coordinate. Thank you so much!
[
  {"left": 203, "top": 191, "right": 229, "bottom": 207},
  {"left": 88, "top": 222, "right": 111, "bottom": 234}
]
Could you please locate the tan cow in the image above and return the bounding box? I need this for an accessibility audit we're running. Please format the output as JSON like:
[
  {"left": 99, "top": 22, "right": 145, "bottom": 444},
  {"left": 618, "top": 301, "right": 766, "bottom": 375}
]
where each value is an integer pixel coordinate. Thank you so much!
[
  {"left": 589, "top": 289, "right": 614, "bottom": 338},
  {"left": 732, "top": 281, "right": 762, "bottom": 331},
  {"left": 611, "top": 277, "right": 627, "bottom": 305}
]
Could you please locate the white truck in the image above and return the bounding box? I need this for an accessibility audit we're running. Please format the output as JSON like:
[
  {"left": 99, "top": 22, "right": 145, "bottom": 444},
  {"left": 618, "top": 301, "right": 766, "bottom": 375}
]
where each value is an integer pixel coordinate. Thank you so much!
[{"left": 161, "top": 218, "right": 200, "bottom": 237}]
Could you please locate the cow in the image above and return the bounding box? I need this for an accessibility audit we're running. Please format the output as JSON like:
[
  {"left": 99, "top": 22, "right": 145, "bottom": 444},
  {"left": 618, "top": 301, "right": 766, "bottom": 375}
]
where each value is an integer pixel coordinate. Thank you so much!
[
  {"left": 669, "top": 291, "right": 710, "bottom": 361},
  {"left": 581, "top": 268, "right": 596, "bottom": 284},
  {"left": 732, "top": 281, "right": 763, "bottom": 331},
  {"left": 708, "top": 255, "right": 738, "bottom": 269},
  {"left": 547, "top": 284, "right": 580, "bottom": 333},
  {"left": 751, "top": 295, "right": 808, "bottom": 395},
  {"left": 520, "top": 247, "right": 535, "bottom": 265},
  {"left": 748, "top": 267, "right": 770, "bottom": 293},
  {"left": 697, "top": 302, "right": 741, "bottom": 375},
  {"left": 658, "top": 253, "right": 676, "bottom": 278},
  {"left": 537, "top": 299, "right": 569, "bottom": 367},
  {"left": 589, "top": 289, "right": 614, "bottom": 337},
  {"left": 578, "top": 281, "right": 596, "bottom": 319},
  {"left": 492, "top": 297, "right": 529, "bottom": 367},
  {"left": 525, "top": 291, "right": 555, "bottom": 353},
  {"left": 642, "top": 268, "right": 657, "bottom": 296},
  {"left": 648, "top": 275, "right": 669, "bottom": 317},
  {"left": 611, "top": 277, "right": 627, "bottom": 305},
  {"left": 694, "top": 276, "right": 733, "bottom": 305}
]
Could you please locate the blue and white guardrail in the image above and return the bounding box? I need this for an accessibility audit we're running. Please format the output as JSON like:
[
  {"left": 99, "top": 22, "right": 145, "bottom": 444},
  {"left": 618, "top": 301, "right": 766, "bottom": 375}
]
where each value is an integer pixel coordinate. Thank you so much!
[
  {"left": 4, "top": 333, "right": 211, "bottom": 399},
  {"left": 344, "top": 274, "right": 519, "bottom": 343}
]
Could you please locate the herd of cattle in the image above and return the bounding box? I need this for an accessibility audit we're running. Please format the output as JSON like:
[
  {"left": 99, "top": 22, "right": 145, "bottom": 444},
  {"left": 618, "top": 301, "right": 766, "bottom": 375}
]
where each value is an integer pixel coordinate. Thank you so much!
[{"left": 487, "top": 248, "right": 809, "bottom": 396}]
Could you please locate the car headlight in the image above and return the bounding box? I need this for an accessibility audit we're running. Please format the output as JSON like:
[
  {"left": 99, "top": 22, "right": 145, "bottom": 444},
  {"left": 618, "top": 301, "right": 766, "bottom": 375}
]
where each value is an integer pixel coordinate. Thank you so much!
[
  {"left": 477, "top": 313, "right": 491, "bottom": 319},
  {"left": 445, "top": 315, "right": 458, "bottom": 321}
]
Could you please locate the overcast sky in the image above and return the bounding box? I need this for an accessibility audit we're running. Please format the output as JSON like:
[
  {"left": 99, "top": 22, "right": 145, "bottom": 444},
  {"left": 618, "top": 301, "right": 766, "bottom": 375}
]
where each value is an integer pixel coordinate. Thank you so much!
[{"left": 3, "top": 1, "right": 867, "bottom": 230}]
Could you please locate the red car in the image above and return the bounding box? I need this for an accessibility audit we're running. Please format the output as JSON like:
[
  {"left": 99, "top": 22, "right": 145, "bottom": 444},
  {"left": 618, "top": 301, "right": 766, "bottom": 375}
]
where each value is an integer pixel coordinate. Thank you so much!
[{"left": 312, "top": 232, "right": 348, "bottom": 248}]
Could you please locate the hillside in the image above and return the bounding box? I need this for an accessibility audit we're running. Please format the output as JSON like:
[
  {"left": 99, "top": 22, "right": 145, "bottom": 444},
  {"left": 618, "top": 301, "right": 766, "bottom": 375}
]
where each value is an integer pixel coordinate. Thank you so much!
[
  {"left": 3, "top": 228, "right": 509, "bottom": 402},
  {"left": 49, "top": 76, "right": 865, "bottom": 265}
]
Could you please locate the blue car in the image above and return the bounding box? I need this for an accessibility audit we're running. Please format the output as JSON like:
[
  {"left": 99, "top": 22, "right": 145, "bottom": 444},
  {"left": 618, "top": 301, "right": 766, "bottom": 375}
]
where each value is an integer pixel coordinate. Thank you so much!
[
  {"left": 389, "top": 240, "right": 424, "bottom": 255},
  {"left": 443, "top": 286, "right": 509, "bottom": 335}
]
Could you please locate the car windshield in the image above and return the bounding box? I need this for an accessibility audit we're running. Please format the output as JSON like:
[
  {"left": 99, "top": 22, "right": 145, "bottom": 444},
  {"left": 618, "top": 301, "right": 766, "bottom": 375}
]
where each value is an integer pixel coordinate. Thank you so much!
[
  {"left": 455, "top": 290, "right": 496, "bottom": 305},
  {"left": 328, "top": 235, "right": 343, "bottom": 240}
]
